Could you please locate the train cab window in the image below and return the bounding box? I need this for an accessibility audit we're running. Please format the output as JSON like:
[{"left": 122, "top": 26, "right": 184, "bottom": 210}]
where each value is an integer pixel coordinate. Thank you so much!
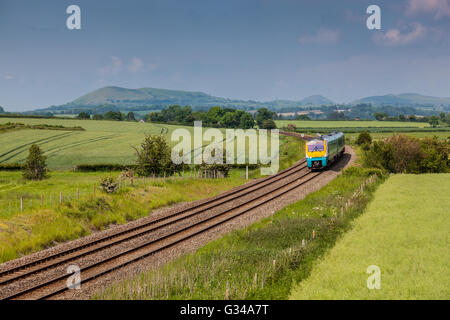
[{"left": 308, "top": 143, "right": 324, "bottom": 152}]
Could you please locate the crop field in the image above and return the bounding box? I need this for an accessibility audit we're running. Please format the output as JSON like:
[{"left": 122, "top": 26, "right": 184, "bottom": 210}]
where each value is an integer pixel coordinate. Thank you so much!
[
  {"left": 275, "top": 120, "right": 430, "bottom": 128},
  {"left": 0, "top": 118, "right": 278, "bottom": 170},
  {"left": 289, "top": 174, "right": 450, "bottom": 300}
]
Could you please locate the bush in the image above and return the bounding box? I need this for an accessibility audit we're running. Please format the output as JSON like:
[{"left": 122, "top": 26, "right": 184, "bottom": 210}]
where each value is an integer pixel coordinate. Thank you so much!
[
  {"left": 355, "top": 131, "right": 372, "bottom": 146},
  {"left": 74, "top": 164, "right": 135, "bottom": 172},
  {"left": 99, "top": 177, "right": 119, "bottom": 194},
  {"left": 23, "top": 144, "right": 48, "bottom": 180},
  {"left": 134, "top": 135, "right": 185, "bottom": 177},
  {"left": 363, "top": 134, "right": 449, "bottom": 173},
  {"left": 0, "top": 163, "right": 24, "bottom": 171}
]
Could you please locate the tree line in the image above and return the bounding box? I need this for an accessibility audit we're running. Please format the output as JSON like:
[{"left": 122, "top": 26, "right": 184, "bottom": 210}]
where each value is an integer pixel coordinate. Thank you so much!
[{"left": 143, "top": 105, "right": 277, "bottom": 129}]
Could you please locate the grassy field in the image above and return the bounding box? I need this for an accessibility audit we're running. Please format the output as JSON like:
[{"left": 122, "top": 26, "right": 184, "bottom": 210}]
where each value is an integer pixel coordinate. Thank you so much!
[
  {"left": 346, "top": 131, "right": 450, "bottom": 141},
  {"left": 0, "top": 134, "right": 303, "bottom": 263},
  {"left": 94, "top": 167, "right": 383, "bottom": 300},
  {"left": 0, "top": 118, "right": 279, "bottom": 170},
  {"left": 289, "top": 174, "right": 450, "bottom": 300},
  {"left": 275, "top": 120, "right": 430, "bottom": 128}
]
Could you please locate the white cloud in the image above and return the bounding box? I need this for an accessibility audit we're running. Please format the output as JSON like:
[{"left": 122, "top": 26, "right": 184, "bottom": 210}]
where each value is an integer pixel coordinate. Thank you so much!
[
  {"left": 97, "top": 56, "right": 122, "bottom": 75},
  {"left": 406, "top": 0, "right": 450, "bottom": 19},
  {"left": 373, "top": 23, "right": 427, "bottom": 46},
  {"left": 297, "top": 28, "right": 340, "bottom": 45},
  {"left": 3, "top": 74, "right": 14, "bottom": 80},
  {"left": 128, "top": 57, "right": 144, "bottom": 73}
]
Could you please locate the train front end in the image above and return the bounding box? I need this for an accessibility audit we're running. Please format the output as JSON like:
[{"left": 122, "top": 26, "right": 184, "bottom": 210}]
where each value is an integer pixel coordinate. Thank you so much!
[{"left": 305, "top": 139, "right": 327, "bottom": 169}]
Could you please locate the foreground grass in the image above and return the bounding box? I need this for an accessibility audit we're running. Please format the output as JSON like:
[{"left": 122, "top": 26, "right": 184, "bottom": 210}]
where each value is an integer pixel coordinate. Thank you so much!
[
  {"left": 94, "top": 167, "right": 384, "bottom": 300},
  {"left": 0, "top": 177, "right": 244, "bottom": 263},
  {"left": 290, "top": 174, "right": 450, "bottom": 300}
]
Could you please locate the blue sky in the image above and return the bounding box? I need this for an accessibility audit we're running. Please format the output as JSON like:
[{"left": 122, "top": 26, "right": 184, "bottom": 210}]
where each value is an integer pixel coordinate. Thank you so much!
[{"left": 0, "top": 0, "right": 449, "bottom": 111}]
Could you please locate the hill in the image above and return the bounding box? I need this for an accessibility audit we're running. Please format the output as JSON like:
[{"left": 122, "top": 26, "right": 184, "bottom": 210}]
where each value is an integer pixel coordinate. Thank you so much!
[
  {"left": 28, "top": 86, "right": 335, "bottom": 114},
  {"left": 351, "top": 93, "right": 450, "bottom": 108}
]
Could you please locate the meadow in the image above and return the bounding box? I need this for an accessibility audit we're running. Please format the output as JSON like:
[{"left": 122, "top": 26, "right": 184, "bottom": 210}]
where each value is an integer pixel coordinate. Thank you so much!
[
  {"left": 94, "top": 167, "right": 384, "bottom": 300},
  {"left": 289, "top": 174, "right": 449, "bottom": 300}
]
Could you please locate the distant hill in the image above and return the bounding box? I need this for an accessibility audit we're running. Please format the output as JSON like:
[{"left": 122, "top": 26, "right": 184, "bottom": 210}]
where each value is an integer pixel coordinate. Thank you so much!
[
  {"left": 28, "top": 86, "right": 335, "bottom": 114},
  {"left": 351, "top": 93, "right": 450, "bottom": 108},
  {"left": 299, "top": 95, "right": 334, "bottom": 105}
]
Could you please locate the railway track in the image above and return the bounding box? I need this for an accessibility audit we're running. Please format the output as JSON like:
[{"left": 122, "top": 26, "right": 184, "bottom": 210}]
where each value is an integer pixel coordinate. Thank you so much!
[{"left": 0, "top": 154, "right": 325, "bottom": 300}]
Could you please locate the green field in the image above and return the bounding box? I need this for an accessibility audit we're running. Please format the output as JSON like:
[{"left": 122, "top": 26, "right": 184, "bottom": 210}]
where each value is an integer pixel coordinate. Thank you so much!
[
  {"left": 0, "top": 118, "right": 279, "bottom": 170},
  {"left": 289, "top": 174, "right": 450, "bottom": 300},
  {"left": 275, "top": 120, "right": 430, "bottom": 128}
]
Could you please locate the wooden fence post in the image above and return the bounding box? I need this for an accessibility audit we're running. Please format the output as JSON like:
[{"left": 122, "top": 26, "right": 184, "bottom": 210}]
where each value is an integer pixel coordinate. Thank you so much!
[{"left": 20, "top": 196, "right": 23, "bottom": 212}]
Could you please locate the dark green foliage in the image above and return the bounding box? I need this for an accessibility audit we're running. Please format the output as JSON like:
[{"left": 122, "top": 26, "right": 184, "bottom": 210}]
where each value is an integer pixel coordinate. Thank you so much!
[
  {"left": 255, "top": 108, "right": 276, "bottom": 127},
  {"left": 0, "top": 163, "right": 24, "bottom": 171},
  {"left": 74, "top": 163, "right": 136, "bottom": 172},
  {"left": 134, "top": 135, "right": 180, "bottom": 176},
  {"left": 126, "top": 111, "right": 136, "bottom": 121},
  {"left": 92, "top": 114, "right": 104, "bottom": 120},
  {"left": 261, "top": 119, "right": 277, "bottom": 129},
  {"left": 429, "top": 115, "right": 439, "bottom": 127},
  {"left": 22, "top": 144, "right": 48, "bottom": 180},
  {"left": 77, "top": 112, "right": 90, "bottom": 119},
  {"left": 327, "top": 111, "right": 348, "bottom": 120},
  {"left": 296, "top": 114, "right": 311, "bottom": 120},
  {"left": 103, "top": 111, "right": 123, "bottom": 121},
  {"left": 145, "top": 105, "right": 255, "bottom": 129},
  {"left": 420, "top": 136, "right": 450, "bottom": 173},
  {"left": 355, "top": 131, "right": 372, "bottom": 146},
  {"left": 363, "top": 134, "right": 449, "bottom": 173}
]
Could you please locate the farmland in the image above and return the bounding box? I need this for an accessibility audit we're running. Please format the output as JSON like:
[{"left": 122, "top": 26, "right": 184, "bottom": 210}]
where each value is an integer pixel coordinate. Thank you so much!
[
  {"left": 0, "top": 117, "right": 278, "bottom": 170},
  {"left": 289, "top": 174, "right": 450, "bottom": 300}
]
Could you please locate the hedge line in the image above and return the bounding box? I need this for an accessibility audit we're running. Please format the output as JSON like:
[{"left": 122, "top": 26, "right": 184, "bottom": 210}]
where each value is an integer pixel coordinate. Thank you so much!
[{"left": 0, "top": 163, "right": 24, "bottom": 171}]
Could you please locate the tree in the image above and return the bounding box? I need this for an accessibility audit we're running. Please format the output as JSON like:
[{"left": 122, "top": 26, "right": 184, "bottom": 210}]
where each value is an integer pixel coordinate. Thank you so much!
[
  {"left": 255, "top": 108, "right": 276, "bottom": 127},
  {"left": 0, "top": 106, "right": 5, "bottom": 113},
  {"left": 355, "top": 131, "right": 372, "bottom": 146},
  {"left": 239, "top": 112, "right": 255, "bottom": 129},
  {"left": 133, "top": 135, "right": 174, "bottom": 176},
  {"left": 398, "top": 114, "right": 406, "bottom": 121},
  {"left": 126, "top": 111, "right": 136, "bottom": 121},
  {"left": 429, "top": 115, "right": 439, "bottom": 128},
  {"left": 261, "top": 119, "right": 277, "bottom": 129},
  {"left": 23, "top": 144, "right": 47, "bottom": 180},
  {"left": 77, "top": 112, "right": 90, "bottom": 119},
  {"left": 374, "top": 112, "right": 384, "bottom": 121},
  {"left": 296, "top": 114, "right": 311, "bottom": 121},
  {"left": 92, "top": 114, "right": 104, "bottom": 120},
  {"left": 104, "top": 111, "right": 123, "bottom": 121}
]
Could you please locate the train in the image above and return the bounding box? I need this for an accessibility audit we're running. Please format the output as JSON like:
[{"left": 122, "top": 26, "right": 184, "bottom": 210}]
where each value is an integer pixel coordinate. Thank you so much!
[{"left": 305, "top": 131, "right": 345, "bottom": 169}]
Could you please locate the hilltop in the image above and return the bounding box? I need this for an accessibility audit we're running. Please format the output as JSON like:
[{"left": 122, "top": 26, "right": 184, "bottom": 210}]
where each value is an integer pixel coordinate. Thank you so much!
[{"left": 351, "top": 93, "right": 450, "bottom": 108}]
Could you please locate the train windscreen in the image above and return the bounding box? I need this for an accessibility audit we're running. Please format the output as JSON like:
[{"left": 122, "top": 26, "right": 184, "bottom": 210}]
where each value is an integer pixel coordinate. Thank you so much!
[{"left": 307, "top": 142, "right": 324, "bottom": 152}]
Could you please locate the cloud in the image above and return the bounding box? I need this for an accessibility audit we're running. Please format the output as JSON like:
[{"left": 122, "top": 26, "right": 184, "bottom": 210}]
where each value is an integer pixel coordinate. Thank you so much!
[
  {"left": 373, "top": 23, "right": 427, "bottom": 46},
  {"left": 97, "top": 56, "right": 122, "bottom": 75},
  {"left": 406, "top": 0, "right": 450, "bottom": 19},
  {"left": 297, "top": 28, "right": 340, "bottom": 45},
  {"left": 128, "top": 57, "right": 144, "bottom": 73},
  {"left": 3, "top": 74, "right": 14, "bottom": 80}
]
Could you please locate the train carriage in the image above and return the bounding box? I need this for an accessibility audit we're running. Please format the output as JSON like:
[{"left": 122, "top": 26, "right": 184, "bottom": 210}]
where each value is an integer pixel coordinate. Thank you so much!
[{"left": 305, "top": 131, "right": 345, "bottom": 169}]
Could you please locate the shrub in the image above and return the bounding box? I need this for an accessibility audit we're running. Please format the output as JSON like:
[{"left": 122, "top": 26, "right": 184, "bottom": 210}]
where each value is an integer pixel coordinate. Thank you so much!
[
  {"left": 74, "top": 164, "right": 136, "bottom": 172},
  {"left": 22, "top": 144, "right": 48, "bottom": 180},
  {"left": 363, "top": 134, "right": 449, "bottom": 173},
  {"left": 99, "top": 177, "right": 119, "bottom": 194},
  {"left": 134, "top": 135, "right": 178, "bottom": 176},
  {"left": 0, "top": 163, "right": 24, "bottom": 171},
  {"left": 420, "top": 137, "right": 450, "bottom": 173},
  {"left": 355, "top": 131, "right": 372, "bottom": 146},
  {"left": 286, "top": 124, "right": 297, "bottom": 132},
  {"left": 261, "top": 119, "right": 277, "bottom": 129}
]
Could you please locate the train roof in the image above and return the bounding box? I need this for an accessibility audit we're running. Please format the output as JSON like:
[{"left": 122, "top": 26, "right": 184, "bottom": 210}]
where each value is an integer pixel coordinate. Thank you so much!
[{"left": 307, "top": 131, "right": 344, "bottom": 143}]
